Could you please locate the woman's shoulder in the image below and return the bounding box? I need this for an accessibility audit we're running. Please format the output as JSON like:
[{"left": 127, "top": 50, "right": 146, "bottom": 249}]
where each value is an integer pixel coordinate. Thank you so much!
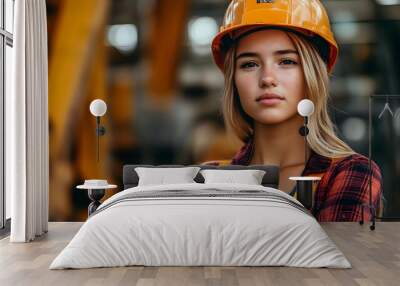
[
  {"left": 315, "top": 152, "right": 383, "bottom": 221},
  {"left": 329, "top": 152, "right": 381, "bottom": 178},
  {"left": 332, "top": 152, "right": 378, "bottom": 167}
]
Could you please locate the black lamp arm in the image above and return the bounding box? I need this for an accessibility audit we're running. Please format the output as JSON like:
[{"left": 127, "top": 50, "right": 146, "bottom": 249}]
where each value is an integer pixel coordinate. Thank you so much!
[
  {"left": 95, "top": 116, "right": 106, "bottom": 162},
  {"left": 298, "top": 116, "right": 309, "bottom": 170},
  {"left": 96, "top": 117, "right": 106, "bottom": 136}
]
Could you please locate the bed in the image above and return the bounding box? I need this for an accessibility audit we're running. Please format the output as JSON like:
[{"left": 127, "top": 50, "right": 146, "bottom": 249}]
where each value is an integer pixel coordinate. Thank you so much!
[{"left": 49, "top": 165, "right": 351, "bottom": 269}]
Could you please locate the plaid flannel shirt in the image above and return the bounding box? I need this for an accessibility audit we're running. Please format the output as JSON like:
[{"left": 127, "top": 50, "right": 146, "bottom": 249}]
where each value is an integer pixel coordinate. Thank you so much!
[{"left": 204, "top": 139, "right": 382, "bottom": 222}]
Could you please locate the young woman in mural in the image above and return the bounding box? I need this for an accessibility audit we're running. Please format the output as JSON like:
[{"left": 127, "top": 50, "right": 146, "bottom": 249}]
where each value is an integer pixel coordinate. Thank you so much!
[{"left": 207, "top": 0, "right": 382, "bottom": 222}]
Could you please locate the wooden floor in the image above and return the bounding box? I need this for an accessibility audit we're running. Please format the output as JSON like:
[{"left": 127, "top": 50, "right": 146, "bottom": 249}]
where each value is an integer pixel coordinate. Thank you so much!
[{"left": 0, "top": 222, "right": 399, "bottom": 286}]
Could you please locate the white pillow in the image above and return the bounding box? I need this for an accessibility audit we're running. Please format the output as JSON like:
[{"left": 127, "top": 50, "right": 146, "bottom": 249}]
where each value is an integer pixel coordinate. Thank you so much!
[
  {"left": 200, "top": 169, "right": 266, "bottom": 185},
  {"left": 135, "top": 167, "right": 201, "bottom": 186}
]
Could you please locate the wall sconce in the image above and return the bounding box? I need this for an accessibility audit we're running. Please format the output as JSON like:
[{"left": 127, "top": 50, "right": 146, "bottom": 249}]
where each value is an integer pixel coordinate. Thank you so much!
[
  {"left": 89, "top": 99, "right": 107, "bottom": 162},
  {"left": 297, "top": 99, "right": 314, "bottom": 163}
]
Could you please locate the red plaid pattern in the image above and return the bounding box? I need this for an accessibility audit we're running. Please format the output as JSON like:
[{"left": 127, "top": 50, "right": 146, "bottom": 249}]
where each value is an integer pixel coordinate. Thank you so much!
[{"left": 205, "top": 139, "right": 382, "bottom": 222}]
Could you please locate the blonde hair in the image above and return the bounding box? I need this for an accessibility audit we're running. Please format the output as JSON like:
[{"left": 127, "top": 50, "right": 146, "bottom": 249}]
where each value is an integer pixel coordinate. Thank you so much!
[{"left": 222, "top": 30, "right": 355, "bottom": 159}]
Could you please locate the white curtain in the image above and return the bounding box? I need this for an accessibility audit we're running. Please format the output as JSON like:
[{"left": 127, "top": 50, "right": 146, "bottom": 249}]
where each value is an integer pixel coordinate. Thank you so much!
[{"left": 7, "top": 0, "right": 49, "bottom": 242}]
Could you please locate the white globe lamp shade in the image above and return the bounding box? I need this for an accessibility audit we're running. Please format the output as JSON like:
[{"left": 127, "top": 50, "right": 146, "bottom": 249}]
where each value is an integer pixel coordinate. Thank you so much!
[
  {"left": 297, "top": 99, "right": 314, "bottom": 117},
  {"left": 90, "top": 99, "right": 107, "bottom": 117}
]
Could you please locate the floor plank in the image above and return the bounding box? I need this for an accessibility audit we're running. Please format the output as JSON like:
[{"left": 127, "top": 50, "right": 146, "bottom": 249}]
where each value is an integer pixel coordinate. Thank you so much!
[{"left": 0, "top": 222, "right": 399, "bottom": 286}]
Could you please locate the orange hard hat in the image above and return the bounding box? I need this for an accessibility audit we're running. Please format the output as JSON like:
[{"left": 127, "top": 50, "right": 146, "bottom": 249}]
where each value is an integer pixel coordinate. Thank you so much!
[{"left": 211, "top": 0, "right": 339, "bottom": 73}]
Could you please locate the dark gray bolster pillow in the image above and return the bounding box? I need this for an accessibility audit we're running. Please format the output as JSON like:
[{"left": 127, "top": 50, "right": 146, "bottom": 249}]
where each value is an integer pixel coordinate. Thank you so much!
[{"left": 123, "top": 164, "right": 279, "bottom": 190}]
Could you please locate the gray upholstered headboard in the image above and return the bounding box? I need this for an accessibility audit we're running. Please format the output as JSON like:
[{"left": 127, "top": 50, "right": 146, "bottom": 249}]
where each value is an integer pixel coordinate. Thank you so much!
[{"left": 123, "top": 164, "right": 279, "bottom": 189}]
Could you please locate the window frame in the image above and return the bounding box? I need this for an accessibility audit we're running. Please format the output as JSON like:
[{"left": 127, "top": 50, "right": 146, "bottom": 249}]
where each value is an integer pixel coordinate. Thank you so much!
[{"left": 1, "top": 0, "right": 14, "bottom": 232}]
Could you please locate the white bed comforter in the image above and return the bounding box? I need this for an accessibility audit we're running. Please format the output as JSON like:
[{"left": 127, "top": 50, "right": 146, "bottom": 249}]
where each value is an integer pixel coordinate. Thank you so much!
[{"left": 50, "top": 183, "right": 351, "bottom": 269}]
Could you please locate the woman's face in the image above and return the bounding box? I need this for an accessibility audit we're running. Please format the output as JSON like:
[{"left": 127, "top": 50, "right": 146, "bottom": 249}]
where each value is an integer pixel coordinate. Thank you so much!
[{"left": 234, "top": 29, "right": 305, "bottom": 125}]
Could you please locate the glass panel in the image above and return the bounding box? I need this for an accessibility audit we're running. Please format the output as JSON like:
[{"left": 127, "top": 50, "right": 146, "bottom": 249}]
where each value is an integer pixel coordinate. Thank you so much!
[
  {"left": 0, "top": 0, "right": 3, "bottom": 30},
  {"left": 0, "top": 37, "right": 3, "bottom": 227},
  {"left": 371, "top": 95, "right": 400, "bottom": 219},
  {"left": 5, "top": 44, "right": 12, "bottom": 220},
  {"left": 5, "top": 0, "right": 13, "bottom": 34}
]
